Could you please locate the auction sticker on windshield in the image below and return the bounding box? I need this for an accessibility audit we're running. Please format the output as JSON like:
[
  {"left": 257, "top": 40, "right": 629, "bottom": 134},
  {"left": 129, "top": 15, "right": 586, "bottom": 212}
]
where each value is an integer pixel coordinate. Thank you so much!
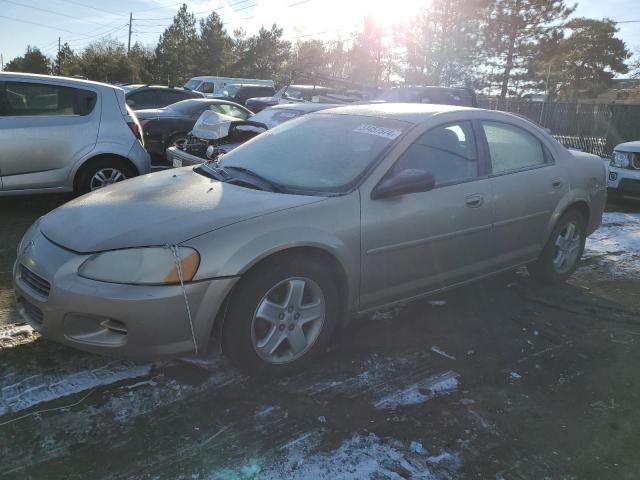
[{"left": 354, "top": 124, "right": 402, "bottom": 140}]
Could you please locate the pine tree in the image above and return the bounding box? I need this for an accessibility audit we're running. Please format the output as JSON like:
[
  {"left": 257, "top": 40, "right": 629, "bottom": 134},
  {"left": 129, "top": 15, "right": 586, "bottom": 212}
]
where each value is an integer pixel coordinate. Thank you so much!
[
  {"left": 196, "top": 11, "right": 232, "bottom": 76},
  {"left": 5, "top": 46, "right": 51, "bottom": 74},
  {"left": 155, "top": 4, "right": 198, "bottom": 85}
]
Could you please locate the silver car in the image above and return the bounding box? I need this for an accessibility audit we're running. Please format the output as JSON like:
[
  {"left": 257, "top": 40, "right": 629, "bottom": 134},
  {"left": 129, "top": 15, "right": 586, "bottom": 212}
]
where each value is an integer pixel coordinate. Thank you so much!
[
  {"left": 13, "top": 104, "right": 607, "bottom": 375},
  {"left": 0, "top": 73, "right": 150, "bottom": 195}
]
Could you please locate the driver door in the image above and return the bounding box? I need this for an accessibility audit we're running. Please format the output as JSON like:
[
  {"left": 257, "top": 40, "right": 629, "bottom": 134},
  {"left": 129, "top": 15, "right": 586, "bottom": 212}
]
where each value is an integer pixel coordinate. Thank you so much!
[{"left": 360, "top": 120, "right": 494, "bottom": 308}]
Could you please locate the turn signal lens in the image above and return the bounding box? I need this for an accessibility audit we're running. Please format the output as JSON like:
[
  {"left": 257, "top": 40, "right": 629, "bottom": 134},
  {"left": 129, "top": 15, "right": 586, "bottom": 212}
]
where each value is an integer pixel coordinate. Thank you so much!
[{"left": 164, "top": 251, "right": 200, "bottom": 283}]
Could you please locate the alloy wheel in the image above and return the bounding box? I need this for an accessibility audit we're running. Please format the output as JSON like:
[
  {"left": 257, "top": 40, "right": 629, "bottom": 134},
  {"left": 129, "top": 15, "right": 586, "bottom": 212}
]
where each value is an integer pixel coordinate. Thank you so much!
[
  {"left": 552, "top": 221, "right": 581, "bottom": 274},
  {"left": 90, "top": 168, "right": 127, "bottom": 191},
  {"left": 251, "top": 277, "right": 325, "bottom": 364}
]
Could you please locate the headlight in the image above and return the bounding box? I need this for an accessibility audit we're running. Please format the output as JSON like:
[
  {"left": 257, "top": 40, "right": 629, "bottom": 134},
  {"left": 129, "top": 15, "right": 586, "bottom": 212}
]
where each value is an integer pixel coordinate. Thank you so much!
[
  {"left": 78, "top": 247, "right": 199, "bottom": 285},
  {"left": 611, "top": 151, "right": 630, "bottom": 168}
]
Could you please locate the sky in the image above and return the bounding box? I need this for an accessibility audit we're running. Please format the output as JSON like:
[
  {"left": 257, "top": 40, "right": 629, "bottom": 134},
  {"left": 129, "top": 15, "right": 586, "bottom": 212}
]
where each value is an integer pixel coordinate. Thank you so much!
[{"left": 1, "top": 0, "right": 639, "bottom": 67}]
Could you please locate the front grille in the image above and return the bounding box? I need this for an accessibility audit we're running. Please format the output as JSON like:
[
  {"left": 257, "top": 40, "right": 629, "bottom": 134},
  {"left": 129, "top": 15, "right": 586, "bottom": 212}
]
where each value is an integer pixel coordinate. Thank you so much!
[
  {"left": 18, "top": 297, "right": 44, "bottom": 325},
  {"left": 20, "top": 265, "right": 51, "bottom": 298}
]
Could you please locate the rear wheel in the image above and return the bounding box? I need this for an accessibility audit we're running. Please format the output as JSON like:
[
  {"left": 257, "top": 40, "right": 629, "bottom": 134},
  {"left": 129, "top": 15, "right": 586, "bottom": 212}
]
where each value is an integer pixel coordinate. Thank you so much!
[
  {"left": 165, "top": 133, "right": 188, "bottom": 153},
  {"left": 75, "top": 157, "right": 136, "bottom": 195},
  {"left": 222, "top": 256, "right": 340, "bottom": 376},
  {"left": 527, "top": 209, "right": 587, "bottom": 284}
]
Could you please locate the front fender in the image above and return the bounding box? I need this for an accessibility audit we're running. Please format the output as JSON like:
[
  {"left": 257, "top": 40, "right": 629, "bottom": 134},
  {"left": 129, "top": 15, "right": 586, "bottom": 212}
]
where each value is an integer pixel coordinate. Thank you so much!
[{"left": 185, "top": 193, "right": 362, "bottom": 311}]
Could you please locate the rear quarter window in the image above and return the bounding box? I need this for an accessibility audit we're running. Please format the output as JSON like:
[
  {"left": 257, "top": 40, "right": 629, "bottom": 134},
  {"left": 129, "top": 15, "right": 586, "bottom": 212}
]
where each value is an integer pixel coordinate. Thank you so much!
[{"left": 0, "top": 81, "right": 97, "bottom": 116}]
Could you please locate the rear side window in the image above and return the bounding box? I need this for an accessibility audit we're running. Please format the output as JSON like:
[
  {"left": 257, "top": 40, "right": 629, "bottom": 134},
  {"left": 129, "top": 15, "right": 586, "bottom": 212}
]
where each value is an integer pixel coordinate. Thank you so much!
[
  {"left": 482, "top": 121, "right": 546, "bottom": 174},
  {"left": 127, "top": 90, "right": 161, "bottom": 109},
  {"left": 0, "top": 81, "right": 97, "bottom": 117}
]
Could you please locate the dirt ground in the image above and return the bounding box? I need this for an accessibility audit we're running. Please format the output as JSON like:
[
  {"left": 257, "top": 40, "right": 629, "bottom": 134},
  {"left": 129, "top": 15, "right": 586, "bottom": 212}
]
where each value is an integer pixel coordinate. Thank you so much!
[{"left": 1, "top": 195, "right": 640, "bottom": 480}]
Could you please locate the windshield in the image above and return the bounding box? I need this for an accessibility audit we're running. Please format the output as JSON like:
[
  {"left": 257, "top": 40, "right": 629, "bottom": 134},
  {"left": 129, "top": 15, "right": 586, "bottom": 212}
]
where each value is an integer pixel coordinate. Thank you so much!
[
  {"left": 220, "top": 114, "right": 409, "bottom": 193},
  {"left": 248, "top": 108, "right": 304, "bottom": 128},
  {"left": 184, "top": 79, "right": 201, "bottom": 90},
  {"left": 223, "top": 85, "right": 241, "bottom": 96}
]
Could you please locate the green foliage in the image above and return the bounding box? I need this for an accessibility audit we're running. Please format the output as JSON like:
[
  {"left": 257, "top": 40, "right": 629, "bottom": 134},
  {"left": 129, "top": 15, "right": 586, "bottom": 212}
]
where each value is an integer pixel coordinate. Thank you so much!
[
  {"left": 154, "top": 4, "right": 198, "bottom": 85},
  {"left": 531, "top": 18, "right": 630, "bottom": 101},
  {"left": 230, "top": 24, "right": 291, "bottom": 83},
  {"left": 5, "top": 46, "right": 51, "bottom": 74},
  {"left": 483, "top": 0, "right": 575, "bottom": 98},
  {"left": 80, "top": 38, "right": 131, "bottom": 83},
  {"left": 195, "top": 12, "right": 232, "bottom": 76},
  {"left": 55, "top": 43, "right": 83, "bottom": 77}
]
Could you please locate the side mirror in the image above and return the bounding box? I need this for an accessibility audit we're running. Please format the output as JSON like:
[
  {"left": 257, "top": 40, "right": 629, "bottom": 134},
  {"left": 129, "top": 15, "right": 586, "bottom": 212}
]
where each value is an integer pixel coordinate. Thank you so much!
[{"left": 371, "top": 169, "right": 435, "bottom": 200}]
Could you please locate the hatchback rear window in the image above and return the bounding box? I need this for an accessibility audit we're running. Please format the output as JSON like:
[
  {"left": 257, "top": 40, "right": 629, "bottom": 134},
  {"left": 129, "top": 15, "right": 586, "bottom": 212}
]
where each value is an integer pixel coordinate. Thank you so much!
[{"left": 0, "top": 81, "right": 97, "bottom": 117}]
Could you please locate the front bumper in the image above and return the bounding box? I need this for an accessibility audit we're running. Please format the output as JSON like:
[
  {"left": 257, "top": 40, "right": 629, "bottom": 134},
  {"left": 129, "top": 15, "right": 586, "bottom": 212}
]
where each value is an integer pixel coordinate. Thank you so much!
[
  {"left": 166, "top": 146, "right": 206, "bottom": 167},
  {"left": 13, "top": 230, "right": 237, "bottom": 359},
  {"left": 607, "top": 166, "right": 640, "bottom": 199}
]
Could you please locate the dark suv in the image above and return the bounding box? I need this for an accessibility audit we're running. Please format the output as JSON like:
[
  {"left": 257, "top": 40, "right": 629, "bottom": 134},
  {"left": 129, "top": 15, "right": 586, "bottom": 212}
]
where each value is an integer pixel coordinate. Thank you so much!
[
  {"left": 124, "top": 85, "right": 204, "bottom": 110},
  {"left": 216, "top": 84, "right": 276, "bottom": 106},
  {"left": 376, "top": 86, "right": 477, "bottom": 107}
]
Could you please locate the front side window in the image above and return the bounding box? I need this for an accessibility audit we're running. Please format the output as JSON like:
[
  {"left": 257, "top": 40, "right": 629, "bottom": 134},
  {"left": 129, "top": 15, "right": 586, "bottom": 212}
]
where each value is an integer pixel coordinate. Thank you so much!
[
  {"left": 392, "top": 121, "right": 479, "bottom": 186},
  {"left": 220, "top": 114, "right": 409, "bottom": 193},
  {"left": 127, "top": 90, "right": 160, "bottom": 108},
  {"left": 482, "top": 121, "right": 546, "bottom": 174},
  {"left": 199, "top": 82, "right": 214, "bottom": 94},
  {"left": 0, "top": 81, "right": 95, "bottom": 117}
]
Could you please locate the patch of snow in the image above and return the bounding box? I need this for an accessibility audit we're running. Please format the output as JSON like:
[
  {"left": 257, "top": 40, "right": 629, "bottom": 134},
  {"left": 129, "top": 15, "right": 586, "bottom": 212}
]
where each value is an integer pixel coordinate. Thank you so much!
[
  {"left": 0, "top": 324, "right": 33, "bottom": 341},
  {"left": 431, "top": 346, "right": 456, "bottom": 360},
  {"left": 584, "top": 212, "right": 640, "bottom": 277},
  {"left": 0, "top": 360, "right": 152, "bottom": 417},
  {"left": 373, "top": 370, "right": 460, "bottom": 410},
  {"left": 234, "top": 433, "right": 460, "bottom": 480}
]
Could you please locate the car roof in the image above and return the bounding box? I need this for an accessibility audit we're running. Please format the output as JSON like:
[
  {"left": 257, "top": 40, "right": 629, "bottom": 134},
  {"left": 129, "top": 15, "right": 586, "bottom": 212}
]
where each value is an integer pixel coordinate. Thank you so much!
[
  {"left": 287, "top": 84, "right": 334, "bottom": 91},
  {"left": 315, "top": 102, "right": 478, "bottom": 123},
  {"left": 0, "top": 72, "right": 117, "bottom": 91},
  {"left": 171, "top": 98, "right": 249, "bottom": 108},
  {"left": 128, "top": 85, "right": 191, "bottom": 92},
  {"left": 227, "top": 84, "right": 274, "bottom": 88}
]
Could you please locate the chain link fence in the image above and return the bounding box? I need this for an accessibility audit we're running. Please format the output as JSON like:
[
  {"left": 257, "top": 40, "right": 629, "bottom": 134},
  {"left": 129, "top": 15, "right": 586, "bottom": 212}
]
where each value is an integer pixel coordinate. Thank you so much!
[{"left": 477, "top": 99, "right": 640, "bottom": 158}]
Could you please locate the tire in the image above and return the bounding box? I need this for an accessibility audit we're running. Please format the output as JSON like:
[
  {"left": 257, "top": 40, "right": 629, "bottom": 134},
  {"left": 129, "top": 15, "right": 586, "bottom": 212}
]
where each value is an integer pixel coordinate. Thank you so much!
[
  {"left": 75, "top": 157, "right": 137, "bottom": 195},
  {"left": 165, "top": 133, "right": 188, "bottom": 157},
  {"left": 527, "top": 209, "right": 587, "bottom": 284},
  {"left": 222, "top": 255, "right": 341, "bottom": 376}
]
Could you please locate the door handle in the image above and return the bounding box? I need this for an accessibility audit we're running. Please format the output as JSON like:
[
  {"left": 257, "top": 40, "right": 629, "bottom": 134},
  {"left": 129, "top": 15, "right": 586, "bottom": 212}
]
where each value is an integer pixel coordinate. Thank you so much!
[
  {"left": 552, "top": 178, "right": 564, "bottom": 189},
  {"left": 465, "top": 194, "right": 484, "bottom": 208}
]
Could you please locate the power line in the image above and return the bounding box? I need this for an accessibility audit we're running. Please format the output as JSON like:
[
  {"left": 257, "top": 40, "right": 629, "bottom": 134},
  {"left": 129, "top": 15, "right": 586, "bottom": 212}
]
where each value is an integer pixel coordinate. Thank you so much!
[
  {"left": 3, "top": 0, "right": 114, "bottom": 26},
  {"left": 53, "top": 0, "right": 122, "bottom": 16}
]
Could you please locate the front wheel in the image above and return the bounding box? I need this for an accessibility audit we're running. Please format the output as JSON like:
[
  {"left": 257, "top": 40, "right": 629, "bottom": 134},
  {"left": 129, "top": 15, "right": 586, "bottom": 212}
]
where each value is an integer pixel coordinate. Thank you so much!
[
  {"left": 527, "top": 209, "right": 587, "bottom": 284},
  {"left": 222, "top": 257, "right": 340, "bottom": 376}
]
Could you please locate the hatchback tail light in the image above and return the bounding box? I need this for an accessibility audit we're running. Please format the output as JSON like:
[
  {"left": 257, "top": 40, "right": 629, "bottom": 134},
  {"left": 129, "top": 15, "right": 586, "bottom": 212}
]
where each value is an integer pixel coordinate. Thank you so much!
[{"left": 127, "top": 121, "right": 142, "bottom": 143}]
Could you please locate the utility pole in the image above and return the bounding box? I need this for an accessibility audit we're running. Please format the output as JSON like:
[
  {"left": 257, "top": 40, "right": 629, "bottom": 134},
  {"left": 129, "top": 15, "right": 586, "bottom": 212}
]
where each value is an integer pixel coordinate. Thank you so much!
[
  {"left": 57, "top": 36, "right": 61, "bottom": 75},
  {"left": 1, "top": 54, "right": 4, "bottom": 72},
  {"left": 127, "top": 12, "right": 132, "bottom": 54}
]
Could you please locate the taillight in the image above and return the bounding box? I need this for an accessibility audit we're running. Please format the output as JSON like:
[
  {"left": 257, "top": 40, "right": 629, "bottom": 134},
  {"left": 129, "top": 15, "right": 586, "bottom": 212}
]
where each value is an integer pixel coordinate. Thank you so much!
[{"left": 127, "top": 121, "right": 142, "bottom": 142}]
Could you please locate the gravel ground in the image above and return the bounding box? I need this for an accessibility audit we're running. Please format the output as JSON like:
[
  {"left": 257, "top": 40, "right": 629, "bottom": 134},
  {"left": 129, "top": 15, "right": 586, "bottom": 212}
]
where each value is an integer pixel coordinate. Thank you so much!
[{"left": 1, "top": 195, "right": 640, "bottom": 479}]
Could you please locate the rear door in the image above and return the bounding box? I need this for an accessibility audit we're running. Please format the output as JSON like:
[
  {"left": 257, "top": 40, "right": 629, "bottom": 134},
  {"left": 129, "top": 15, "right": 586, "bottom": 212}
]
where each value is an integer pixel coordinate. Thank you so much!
[
  {"left": 0, "top": 79, "right": 99, "bottom": 191},
  {"left": 481, "top": 120, "right": 568, "bottom": 267},
  {"left": 360, "top": 120, "right": 494, "bottom": 308}
]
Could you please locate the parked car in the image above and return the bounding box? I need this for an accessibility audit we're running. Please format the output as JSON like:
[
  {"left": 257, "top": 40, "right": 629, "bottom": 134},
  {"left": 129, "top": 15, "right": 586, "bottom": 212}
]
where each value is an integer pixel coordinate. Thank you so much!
[
  {"left": 376, "top": 86, "right": 478, "bottom": 107},
  {"left": 184, "top": 76, "right": 274, "bottom": 97},
  {"left": 125, "top": 85, "right": 204, "bottom": 110},
  {"left": 14, "top": 104, "right": 606, "bottom": 376},
  {"left": 0, "top": 72, "right": 150, "bottom": 195},
  {"left": 136, "top": 98, "right": 252, "bottom": 160},
  {"left": 607, "top": 140, "right": 640, "bottom": 201},
  {"left": 167, "top": 103, "right": 337, "bottom": 167},
  {"left": 214, "top": 84, "right": 276, "bottom": 106},
  {"left": 245, "top": 84, "right": 357, "bottom": 113}
]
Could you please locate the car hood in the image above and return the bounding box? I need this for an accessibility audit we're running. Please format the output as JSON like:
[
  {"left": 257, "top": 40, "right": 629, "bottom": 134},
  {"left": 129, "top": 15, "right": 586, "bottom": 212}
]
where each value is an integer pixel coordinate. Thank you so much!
[
  {"left": 615, "top": 141, "right": 640, "bottom": 153},
  {"left": 40, "top": 168, "right": 324, "bottom": 253}
]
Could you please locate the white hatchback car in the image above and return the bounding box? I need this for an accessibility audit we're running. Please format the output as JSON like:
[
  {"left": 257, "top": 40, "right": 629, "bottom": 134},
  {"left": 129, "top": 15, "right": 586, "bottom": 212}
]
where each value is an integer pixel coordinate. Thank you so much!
[
  {"left": 0, "top": 73, "right": 150, "bottom": 196},
  {"left": 608, "top": 141, "right": 640, "bottom": 201}
]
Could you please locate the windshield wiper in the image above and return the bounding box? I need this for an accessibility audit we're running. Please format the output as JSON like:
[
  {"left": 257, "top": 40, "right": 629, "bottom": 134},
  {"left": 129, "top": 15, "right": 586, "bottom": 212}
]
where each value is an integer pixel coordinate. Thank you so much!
[
  {"left": 194, "top": 162, "right": 229, "bottom": 181},
  {"left": 223, "top": 166, "right": 283, "bottom": 193}
]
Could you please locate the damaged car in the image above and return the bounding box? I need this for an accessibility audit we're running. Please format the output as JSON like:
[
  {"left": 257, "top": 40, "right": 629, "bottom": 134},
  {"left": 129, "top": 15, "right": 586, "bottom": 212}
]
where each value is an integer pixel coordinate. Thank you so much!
[
  {"left": 167, "top": 103, "right": 336, "bottom": 167},
  {"left": 14, "top": 104, "right": 606, "bottom": 376}
]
